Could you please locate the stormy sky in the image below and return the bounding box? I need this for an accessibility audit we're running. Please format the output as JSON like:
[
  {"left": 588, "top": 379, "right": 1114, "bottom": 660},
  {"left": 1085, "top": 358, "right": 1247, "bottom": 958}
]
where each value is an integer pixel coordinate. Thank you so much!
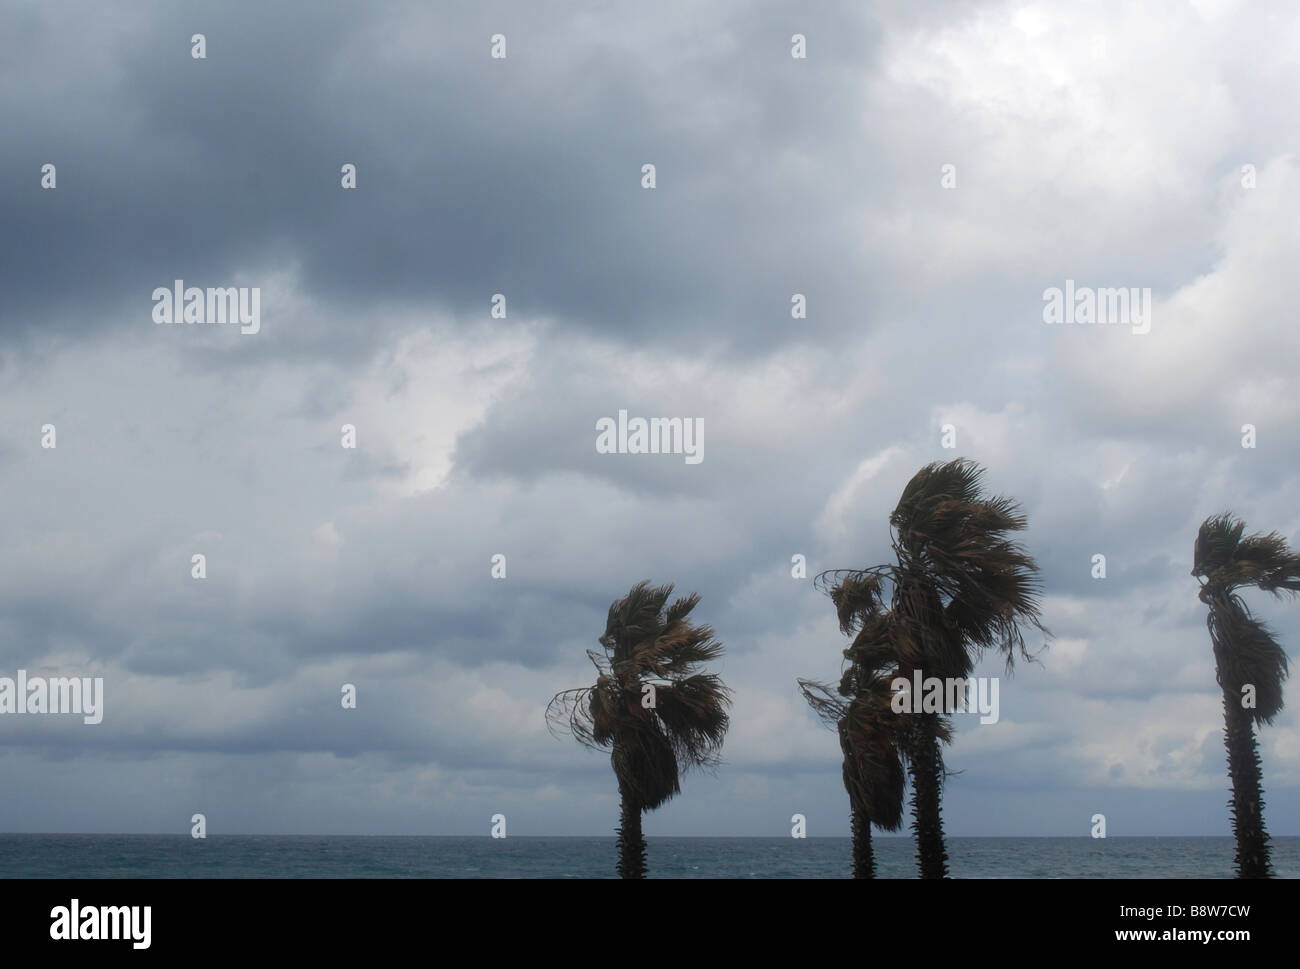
[{"left": 2, "top": 0, "right": 1298, "bottom": 839}]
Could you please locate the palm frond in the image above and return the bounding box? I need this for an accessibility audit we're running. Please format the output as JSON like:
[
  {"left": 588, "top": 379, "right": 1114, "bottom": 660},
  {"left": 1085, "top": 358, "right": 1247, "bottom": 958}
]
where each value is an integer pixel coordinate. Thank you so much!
[
  {"left": 1207, "top": 592, "right": 1289, "bottom": 724},
  {"left": 1195, "top": 513, "right": 1300, "bottom": 596},
  {"left": 889, "top": 459, "right": 1050, "bottom": 674},
  {"left": 548, "top": 580, "right": 730, "bottom": 813}
]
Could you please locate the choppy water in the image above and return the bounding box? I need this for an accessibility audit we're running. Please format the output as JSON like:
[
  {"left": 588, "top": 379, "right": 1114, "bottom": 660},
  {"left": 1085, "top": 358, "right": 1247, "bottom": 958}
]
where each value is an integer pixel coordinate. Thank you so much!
[{"left": 2, "top": 834, "right": 1296, "bottom": 878}]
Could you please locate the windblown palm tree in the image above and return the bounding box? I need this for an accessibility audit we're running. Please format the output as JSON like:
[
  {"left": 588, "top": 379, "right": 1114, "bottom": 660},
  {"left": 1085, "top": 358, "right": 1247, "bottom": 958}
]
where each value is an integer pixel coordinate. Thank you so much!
[
  {"left": 547, "top": 581, "right": 730, "bottom": 878},
  {"left": 1192, "top": 514, "right": 1299, "bottom": 878},
  {"left": 886, "top": 459, "right": 1047, "bottom": 878},
  {"left": 800, "top": 569, "right": 947, "bottom": 877}
]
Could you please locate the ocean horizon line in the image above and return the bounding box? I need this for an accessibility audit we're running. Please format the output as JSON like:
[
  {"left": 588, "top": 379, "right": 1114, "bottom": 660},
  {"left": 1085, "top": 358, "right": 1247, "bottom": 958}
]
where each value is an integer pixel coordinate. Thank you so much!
[{"left": 4, "top": 832, "right": 1295, "bottom": 839}]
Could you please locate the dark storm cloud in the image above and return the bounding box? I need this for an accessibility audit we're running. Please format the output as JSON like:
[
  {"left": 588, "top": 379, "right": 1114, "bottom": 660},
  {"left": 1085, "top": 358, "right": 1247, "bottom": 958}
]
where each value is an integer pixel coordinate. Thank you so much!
[{"left": 0, "top": 0, "right": 911, "bottom": 356}]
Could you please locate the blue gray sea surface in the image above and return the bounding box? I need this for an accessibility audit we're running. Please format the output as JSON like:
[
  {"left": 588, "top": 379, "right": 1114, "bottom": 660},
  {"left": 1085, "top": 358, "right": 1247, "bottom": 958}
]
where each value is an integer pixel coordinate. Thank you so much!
[{"left": 1, "top": 835, "right": 1297, "bottom": 878}]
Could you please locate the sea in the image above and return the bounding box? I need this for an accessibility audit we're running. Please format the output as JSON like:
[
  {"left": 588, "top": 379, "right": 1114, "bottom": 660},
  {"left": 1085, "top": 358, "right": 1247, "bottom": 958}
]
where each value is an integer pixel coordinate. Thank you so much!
[{"left": 1, "top": 834, "right": 1297, "bottom": 878}]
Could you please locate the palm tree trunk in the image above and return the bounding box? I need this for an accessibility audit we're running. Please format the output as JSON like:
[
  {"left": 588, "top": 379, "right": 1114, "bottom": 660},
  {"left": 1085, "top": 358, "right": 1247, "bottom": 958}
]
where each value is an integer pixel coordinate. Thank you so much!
[
  {"left": 908, "top": 713, "right": 949, "bottom": 879},
  {"left": 850, "top": 805, "right": 874, "bottom": 878},
  {"left": 616, "top": 782, "right": 648, "bottom": 879},
  {"left": 1208, "top": 593, "right": 1273, "bottom": 878},
  {"left": 1220, "top": 683, "right": 1272, "bottom": 877}
]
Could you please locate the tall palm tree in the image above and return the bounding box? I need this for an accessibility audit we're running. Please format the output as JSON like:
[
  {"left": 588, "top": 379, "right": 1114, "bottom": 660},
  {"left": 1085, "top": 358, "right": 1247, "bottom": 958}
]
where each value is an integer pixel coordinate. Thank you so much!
[
  {"left": 1192, "top": 514, "right": 1299, "bottom": 878},
  {"left": 800, "top": 570, "right": 948, "bottom": 877},
  {"left": 547, "top": 580, "right": 730, "bottom": 878},
  {"left": 887, "top": 459, "right": 1047, "bottom": 878}
]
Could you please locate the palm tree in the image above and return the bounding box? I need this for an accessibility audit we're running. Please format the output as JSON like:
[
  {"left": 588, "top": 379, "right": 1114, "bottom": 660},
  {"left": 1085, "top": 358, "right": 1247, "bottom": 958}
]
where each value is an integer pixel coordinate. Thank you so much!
[
  {"left": 800, "top": 570, "right": 946, "bottom": 877},
  {"left": 1192, "top": 514, "right": 1300, "bottom": 878},
  {"left": 886, "top": 459, "right": 1047, "bottom": 878},
  {"left": 547, "top": 580, "right": 730, "bottom": 878}
]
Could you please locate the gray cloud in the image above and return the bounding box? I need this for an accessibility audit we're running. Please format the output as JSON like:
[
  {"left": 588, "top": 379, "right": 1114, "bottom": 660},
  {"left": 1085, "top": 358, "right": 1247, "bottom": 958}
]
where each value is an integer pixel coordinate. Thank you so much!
[{"left": 1, "top": 0, "right": 1299, "bottom": 839}]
